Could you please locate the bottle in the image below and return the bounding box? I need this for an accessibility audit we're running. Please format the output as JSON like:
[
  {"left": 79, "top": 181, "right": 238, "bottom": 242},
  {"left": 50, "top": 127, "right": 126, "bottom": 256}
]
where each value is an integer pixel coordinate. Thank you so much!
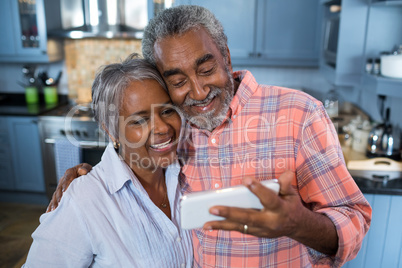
[
  {"left": 365, "top": 58, "right": 373, "bottom": 73},
  {"left": 372, "top": 58, "right": 380, "bottom": 75},
  {"left": 323, "top": 88, "right": 342, "bottom": 118}
]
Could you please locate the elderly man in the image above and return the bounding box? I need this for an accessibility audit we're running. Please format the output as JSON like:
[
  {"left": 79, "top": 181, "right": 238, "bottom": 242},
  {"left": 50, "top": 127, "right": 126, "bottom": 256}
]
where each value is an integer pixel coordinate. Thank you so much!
[{"left": 52, "top": 5, "right": 371, "bottom": 268}]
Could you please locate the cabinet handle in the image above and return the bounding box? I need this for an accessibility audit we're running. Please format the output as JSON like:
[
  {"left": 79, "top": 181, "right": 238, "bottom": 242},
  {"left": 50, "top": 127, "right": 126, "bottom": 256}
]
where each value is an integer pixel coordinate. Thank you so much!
[
  {"left": 44, "top": 138, "right": 108, "bottom": 148},
  {"left": 248, "top": 52, "right": 262, "bottom": 58}
]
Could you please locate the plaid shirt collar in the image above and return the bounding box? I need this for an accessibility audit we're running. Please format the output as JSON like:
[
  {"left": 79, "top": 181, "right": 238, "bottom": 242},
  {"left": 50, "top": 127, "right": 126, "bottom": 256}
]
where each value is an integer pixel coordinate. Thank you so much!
[{"left": 230, "top": 70, "right": 259, "bottom": 118}]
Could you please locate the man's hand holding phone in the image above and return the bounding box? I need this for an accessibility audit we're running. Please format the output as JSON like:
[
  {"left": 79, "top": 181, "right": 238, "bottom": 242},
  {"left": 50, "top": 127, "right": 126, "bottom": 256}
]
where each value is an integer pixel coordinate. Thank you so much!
[
  {"left": 202, "top": 171, "right": 304, "bottom": 238},
  {"left": 180, "top": 178, "right": 280, "bottom": 230}
]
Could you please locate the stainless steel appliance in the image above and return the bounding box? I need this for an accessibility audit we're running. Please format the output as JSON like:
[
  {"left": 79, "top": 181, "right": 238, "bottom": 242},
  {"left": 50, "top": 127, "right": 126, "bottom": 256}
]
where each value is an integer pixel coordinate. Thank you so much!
[
  {"left": 366, "top": 108, "right": 401, "bottom": 161},
  {"left": 38, "top": 104, "right": 107, "bottom": 200},
  {"left": 46, "top": 0, "right": 174, "bottom": 39}
]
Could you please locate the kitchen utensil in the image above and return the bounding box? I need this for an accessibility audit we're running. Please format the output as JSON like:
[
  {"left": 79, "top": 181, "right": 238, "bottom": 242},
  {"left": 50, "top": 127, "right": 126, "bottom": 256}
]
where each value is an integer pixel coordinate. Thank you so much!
[
  {"left": 22, "top": 65, "right": 37, "bottom": 86},
  {"left": 54, "top": 71, "right": 63, "bottom": 86},
  {"left": 352, "top": 120, "right": 372, "bottom": 153},
  {"left": 38, "top": 71, "right": 49, "bottom": 86},
  {"left": 25, "top": 86, "right": 39, "bottom": 104},
  {"left": 43, "top": 71, "right": 63, "bottom": 86},
  {"left": 366, "top": 108, "right": 401, "bottom": 160},
  {"left": 347, "top": 157, "right": 402, "bottom": 182},
  {"left": 44, "top": 86, "right": 58, "bottom": 104}
]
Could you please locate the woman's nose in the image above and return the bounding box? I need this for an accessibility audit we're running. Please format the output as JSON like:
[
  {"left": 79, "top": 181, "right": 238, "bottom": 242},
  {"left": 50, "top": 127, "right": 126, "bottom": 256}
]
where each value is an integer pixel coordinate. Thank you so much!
[{"left": 152, "top": 115, "right": 170, "bottom": 135}]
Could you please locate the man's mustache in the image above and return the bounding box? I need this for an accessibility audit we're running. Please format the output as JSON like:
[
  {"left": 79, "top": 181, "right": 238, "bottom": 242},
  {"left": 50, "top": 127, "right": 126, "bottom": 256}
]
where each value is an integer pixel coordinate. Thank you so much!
[{"left": 183, "top": 88, "right": 222, "bottom": 107}]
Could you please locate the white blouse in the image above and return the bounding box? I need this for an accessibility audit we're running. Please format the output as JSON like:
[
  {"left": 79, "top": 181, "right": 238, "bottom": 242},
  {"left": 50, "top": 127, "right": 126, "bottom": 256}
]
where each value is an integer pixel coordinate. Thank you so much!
[{"left": 23, "top": 144, "right": 193, "bottom": 268}]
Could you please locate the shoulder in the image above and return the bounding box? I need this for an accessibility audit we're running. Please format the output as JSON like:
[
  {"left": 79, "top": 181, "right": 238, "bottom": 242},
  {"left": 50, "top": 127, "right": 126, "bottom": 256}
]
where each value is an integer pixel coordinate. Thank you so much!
[
  {"left": 262, "top": 85, "right": 321, "bottom": 109},
  {"left": 63, "top": 164, "right": 109, "bottom": 205},
  {"left": 235, "top": 70, "right": 322, "bottom": 111},
  {"left": 258, "top": 85, "right": 327, "bottom": 122}
]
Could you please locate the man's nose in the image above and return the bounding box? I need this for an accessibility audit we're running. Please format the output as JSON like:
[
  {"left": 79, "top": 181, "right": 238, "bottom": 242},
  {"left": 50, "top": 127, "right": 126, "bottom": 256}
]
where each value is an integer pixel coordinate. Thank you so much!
[{"left": 189, "top": 78, "right": 210, "bottom": 101}]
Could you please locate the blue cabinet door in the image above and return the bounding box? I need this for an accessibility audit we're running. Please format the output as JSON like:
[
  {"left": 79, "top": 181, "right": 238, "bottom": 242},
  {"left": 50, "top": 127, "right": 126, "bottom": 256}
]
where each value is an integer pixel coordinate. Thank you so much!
[
  {"left": 0, "top": 117, "right": 14, "bottom": 190},
  {"left": 255, "top": 0, "right": 321, "bottom": 66},
  {"left": 0, "top": 0, "right": 17, "bottom": 57},
  {"left": 188, "top": 0, "right": 257, "bottom": 61},
  {"left": 319, "top": 0, "right": 369, "bottom": 86},
  {"left": 0, "top": 0, "right": 63, "bottom": 63},
  {"left": 343, "top": 194, "right": 402, "bottom": 268},
  {"left": 184, "top": 0, "right": 320, "bottom": 66},
  {"left": 7, "top": 116, "right": 45, "bottom": 192},
  {"left": 11, "top": 0, "right": 48, "bottom": 57}
]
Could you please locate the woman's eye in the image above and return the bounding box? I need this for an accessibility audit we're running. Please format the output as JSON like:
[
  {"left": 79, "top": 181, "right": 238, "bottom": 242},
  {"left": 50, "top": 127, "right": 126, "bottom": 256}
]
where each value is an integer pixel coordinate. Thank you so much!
[
  {"left": 129, "top": 117, "right": 148, "bottom": 126},
  {"left": 162, "top": 108, "right": 176, "bottom": 116}
]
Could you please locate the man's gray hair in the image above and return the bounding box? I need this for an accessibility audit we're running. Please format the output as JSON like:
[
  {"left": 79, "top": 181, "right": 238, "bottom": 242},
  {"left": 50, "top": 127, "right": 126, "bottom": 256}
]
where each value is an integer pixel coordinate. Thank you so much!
[
  {"left": 91, "top": 53, "right": 166, "bottom": 139},
  {"left": 142, "top": 5, "right": 228, "bottom": 66}
]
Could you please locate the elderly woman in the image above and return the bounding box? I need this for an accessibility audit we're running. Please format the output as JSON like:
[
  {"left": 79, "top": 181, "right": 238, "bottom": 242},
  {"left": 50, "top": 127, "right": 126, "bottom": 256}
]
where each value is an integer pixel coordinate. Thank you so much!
[{"left": 23, "top": 55, "right": 193, "bottom": 267}]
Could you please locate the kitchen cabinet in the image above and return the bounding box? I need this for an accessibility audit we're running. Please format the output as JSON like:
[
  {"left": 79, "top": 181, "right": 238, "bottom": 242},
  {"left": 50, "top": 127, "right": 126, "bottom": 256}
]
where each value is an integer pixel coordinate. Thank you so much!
[
  {"left": 0, "top": 116, "right": 45, "bottom": 193},
  {"left": 319, "top": 0, "right": 369, "bottom": 86},
  {"left": 175, "top": 0, "right": 321, "bottom": 67},
  {"left": 343, "top": 194, "right": 402, "bottom": 268},
  {"left": 0, "top": 117, "right": 14, "bottom": 190},
  {"left": 361, "top": 0, "right": 402, "bottom": 98},
  {"left": 319, "top": 0, "right": 402, "bottom": 97},
  {"left": 0, "top": 0, "right": 63, "bottom": 63},
  {"left": 254, "top": 0, "right": 321, "bottom": 67}
]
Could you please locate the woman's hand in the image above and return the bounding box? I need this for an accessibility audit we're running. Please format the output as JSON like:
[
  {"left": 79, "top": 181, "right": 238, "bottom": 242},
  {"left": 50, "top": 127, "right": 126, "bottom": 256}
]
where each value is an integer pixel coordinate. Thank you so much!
[{"left": 46, "top": 163, "right": 93, "bottom": 212}]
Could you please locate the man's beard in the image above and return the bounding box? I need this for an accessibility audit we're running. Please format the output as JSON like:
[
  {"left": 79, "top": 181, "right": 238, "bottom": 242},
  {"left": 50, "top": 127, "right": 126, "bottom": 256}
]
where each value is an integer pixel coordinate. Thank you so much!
[{"left": 180, "top": 69, "right": 235, "bottom": 131}]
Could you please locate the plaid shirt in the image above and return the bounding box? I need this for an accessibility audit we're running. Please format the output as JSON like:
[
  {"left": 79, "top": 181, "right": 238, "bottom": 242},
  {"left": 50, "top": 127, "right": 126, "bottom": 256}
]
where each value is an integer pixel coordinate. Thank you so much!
[{"left": 178, "top": 70, "right": 371, "bottom": 268}]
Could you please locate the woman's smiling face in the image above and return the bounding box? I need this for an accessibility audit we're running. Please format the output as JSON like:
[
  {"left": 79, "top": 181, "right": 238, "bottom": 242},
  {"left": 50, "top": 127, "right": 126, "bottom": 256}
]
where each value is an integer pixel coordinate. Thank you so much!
[{"left": 118, "top": 79, "right": 181, "bottom": 172}]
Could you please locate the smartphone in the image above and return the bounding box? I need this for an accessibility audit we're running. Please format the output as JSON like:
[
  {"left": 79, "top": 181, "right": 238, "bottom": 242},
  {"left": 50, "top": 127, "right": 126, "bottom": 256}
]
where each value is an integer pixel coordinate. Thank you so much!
[{"left": 180, "top": 179, "right": 280, "bottom": 229}]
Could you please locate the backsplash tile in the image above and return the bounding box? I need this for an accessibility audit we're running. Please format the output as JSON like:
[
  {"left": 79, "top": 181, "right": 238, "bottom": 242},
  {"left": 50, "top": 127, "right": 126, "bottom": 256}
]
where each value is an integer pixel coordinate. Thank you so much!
[{"left": 64, "top": 39, "right": 142, "bottom": 101}]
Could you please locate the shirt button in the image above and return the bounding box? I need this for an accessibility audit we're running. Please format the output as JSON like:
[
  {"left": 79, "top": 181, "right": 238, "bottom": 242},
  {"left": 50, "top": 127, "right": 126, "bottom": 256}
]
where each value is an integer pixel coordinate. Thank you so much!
[
  {"left": 211, "top": 138, "right": 216, "bottom": 144},
  {"left": 176, "top": 237, "right": 181, "bottom": 242},
  {"left": 181, "top": 264, "right": 185, "bottom": 268},
  {"left": 214, "top": 183, "right": 220, "bottom": 189},
  {"left": 233, "top": 115, "right": 237, "bottom": 119}
]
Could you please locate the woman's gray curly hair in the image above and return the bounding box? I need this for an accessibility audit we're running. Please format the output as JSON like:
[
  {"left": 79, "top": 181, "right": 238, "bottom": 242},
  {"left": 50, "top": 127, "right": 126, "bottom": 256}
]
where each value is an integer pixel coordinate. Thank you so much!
[
  {"left": 142, "top": 5, "right": 228, "bottom": 66},
  {"left": 91, "top": 53, "right": 167, "bottom": 139}
]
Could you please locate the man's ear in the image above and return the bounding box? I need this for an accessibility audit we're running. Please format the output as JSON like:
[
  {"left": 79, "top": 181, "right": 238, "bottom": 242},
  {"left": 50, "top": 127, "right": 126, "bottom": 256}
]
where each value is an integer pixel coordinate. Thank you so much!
[{"left": 225, "top": 45, "right": 234, "bottom": 73}]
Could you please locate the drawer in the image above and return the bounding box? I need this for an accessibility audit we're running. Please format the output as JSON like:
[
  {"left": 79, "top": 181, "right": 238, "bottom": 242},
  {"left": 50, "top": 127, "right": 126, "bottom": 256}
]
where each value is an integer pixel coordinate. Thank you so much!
[
  {"left": 0, "top": 117, "right": 7, "bottom": 129},
  {"left": 0, "top": 132, "right": 10, "bottom": 143},
  {"left": 0, "top": 161, "right": 14, "bottom": 190}
]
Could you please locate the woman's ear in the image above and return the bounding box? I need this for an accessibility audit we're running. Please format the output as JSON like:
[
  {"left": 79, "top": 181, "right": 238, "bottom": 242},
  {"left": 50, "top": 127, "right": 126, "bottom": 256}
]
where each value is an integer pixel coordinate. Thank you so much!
[
  {"left": 101, "top": 123, "right": 115, "bottom": 141},
  {"left": 102, "top": 123, "right": 120, "bottom": 151}
]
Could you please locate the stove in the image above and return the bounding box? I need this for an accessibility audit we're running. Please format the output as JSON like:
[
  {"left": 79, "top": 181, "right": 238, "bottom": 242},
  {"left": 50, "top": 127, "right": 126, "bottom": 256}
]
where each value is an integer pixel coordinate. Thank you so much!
[{"left": 38, "top": 103, "right": 107, "bottom": 200}]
